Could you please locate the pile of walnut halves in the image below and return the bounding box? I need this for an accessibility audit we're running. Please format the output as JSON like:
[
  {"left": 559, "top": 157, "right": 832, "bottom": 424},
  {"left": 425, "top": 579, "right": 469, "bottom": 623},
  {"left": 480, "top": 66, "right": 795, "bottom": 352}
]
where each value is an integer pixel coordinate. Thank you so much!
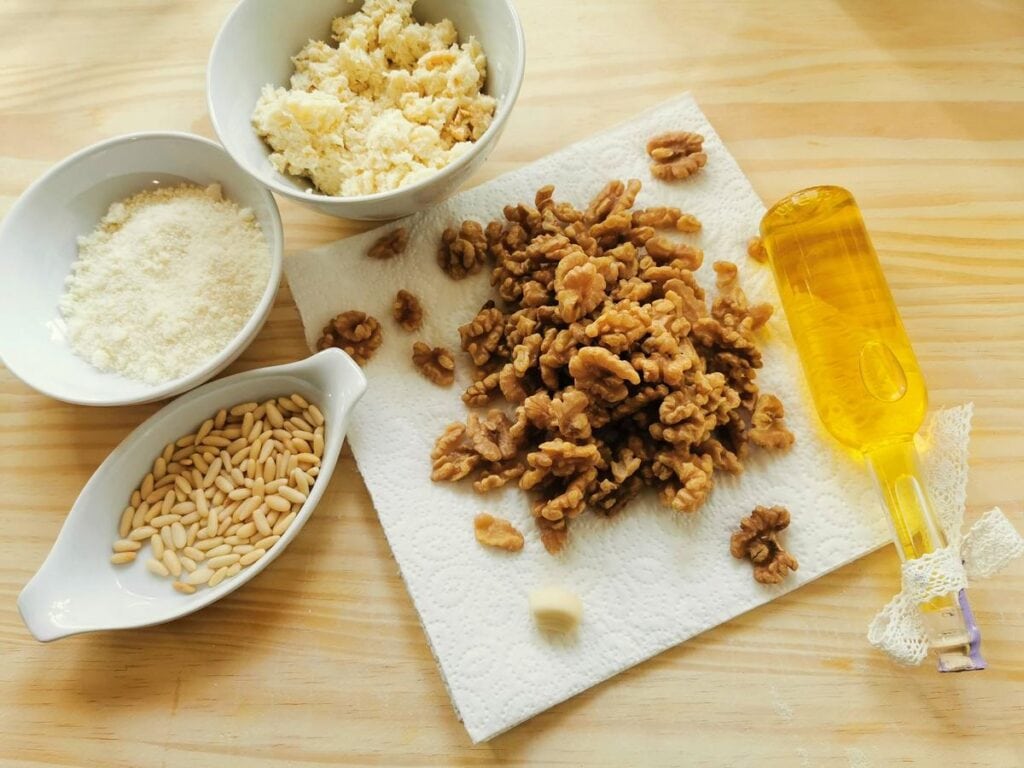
[{"left": 430, "top": 179, "right": 794, "bottom": 554}]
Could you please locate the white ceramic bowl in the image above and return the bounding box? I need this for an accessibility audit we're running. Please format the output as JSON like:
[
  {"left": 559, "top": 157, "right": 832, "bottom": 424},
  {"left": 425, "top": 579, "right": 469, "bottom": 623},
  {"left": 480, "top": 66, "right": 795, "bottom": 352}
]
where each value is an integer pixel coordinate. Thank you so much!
[
  {"left": 207, "top": 0, "right": 525, "bottom": 220},
  {"left": 0, "top": 132, "right": 284, "bottom": 406},
  {"left": 18, "top": 349, "right": 367, "bottom": 642}
]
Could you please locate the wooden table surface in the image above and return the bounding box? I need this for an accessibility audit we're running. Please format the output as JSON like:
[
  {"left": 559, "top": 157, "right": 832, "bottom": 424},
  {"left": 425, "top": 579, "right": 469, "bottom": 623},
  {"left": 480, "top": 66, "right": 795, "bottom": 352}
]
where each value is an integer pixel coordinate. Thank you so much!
[{"left": 2, "top": 1, "right": 1023, "bottom": 765}]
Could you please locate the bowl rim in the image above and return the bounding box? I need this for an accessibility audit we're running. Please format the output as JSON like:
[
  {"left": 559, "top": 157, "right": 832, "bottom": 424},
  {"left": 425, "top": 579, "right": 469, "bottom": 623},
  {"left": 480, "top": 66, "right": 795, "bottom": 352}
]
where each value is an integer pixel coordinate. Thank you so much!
[
  {"left": 206, "top": 0, "right": 526, "bottom": 207},
  {"left": 0, "top": 130, "right": 284, "bottom": 407}
]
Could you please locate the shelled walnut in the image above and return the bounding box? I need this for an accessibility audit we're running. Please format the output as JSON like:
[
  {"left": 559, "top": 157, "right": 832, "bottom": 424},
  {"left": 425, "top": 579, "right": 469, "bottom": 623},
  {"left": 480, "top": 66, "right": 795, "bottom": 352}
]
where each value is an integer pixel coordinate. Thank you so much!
[
  {"left": 439, "top": 220, "right": 489, "bottom": 279},
  {"left": 646, "top": 131, "right": 707, "bottom": 181},
  {"left": 316, "top": 310, "right": 383, "bottom": 366},
  {"left": 412, "top": 342, "right": 455, "bottom": 386},
  {"left": 429, "top": 180, "right": 793, "bottom": 553},
  {"left": 473, "top": 513, "right": 524, "bottom": 552},
  {"left": 393, "top": 289, "right": 424, "bottom": 331},
  {"left": 367, "top": 227, "right": 408, "bottom": 260},
  {"left": 730, "top": 505, "right": 798, "bottom": 584}
]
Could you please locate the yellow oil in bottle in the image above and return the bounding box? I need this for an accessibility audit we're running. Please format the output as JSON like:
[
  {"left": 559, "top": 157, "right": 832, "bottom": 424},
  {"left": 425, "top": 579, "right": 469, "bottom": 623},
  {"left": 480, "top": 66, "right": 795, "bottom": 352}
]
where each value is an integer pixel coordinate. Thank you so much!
[{"left": 761, "top": 186, "right": 976, "bottom": 659}]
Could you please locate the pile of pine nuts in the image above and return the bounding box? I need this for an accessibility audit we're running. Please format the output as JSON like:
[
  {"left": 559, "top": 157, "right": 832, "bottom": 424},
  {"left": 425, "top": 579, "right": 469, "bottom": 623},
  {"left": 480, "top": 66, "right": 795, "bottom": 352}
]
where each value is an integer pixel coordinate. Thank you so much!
[{"left": 111, "top": 394, "right": 325, "bottom": 594}]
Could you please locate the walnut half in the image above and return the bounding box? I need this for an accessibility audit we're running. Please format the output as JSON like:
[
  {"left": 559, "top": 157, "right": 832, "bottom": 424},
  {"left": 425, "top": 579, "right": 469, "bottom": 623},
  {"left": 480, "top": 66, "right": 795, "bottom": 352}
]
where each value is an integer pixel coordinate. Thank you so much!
[
  {"left": 367, "top": 227, "right": 408, "bottom": 260},
  {"left": 316, "top": 310, "right": 383, "bottom": 366},
  {"left": 730, "top": 505, "right": 798, "bottom": 584},
  {"left": 393, "top": 289, "right": 424, "bottom": 332},
  {"left": 646, "top": 131, "right": 708, "bottom": 181},
  {"left": 412, "top": 342, "right": 455, "bottom": 386},
  {"left": 474, "top": 513, "right": 524, "bottom": 552}
]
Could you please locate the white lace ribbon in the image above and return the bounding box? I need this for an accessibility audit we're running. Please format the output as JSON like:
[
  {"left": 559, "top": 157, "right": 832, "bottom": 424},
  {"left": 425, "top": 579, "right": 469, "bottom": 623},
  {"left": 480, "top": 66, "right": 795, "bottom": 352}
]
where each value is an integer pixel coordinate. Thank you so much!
[{"left": 867, "top": 404, "right": 1024, "bottom": 665}]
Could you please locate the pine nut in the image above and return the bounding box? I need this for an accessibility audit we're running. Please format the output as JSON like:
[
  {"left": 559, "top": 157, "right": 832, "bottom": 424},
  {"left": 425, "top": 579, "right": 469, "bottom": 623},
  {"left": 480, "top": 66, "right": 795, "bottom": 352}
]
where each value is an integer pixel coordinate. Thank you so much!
[
  {"left": 295, "top": 453, "right": 320, "bottom": 465},
  {"left": 266, "top": 510, "right": 279, "bottom": 527},
  {"left": 265, "top": 479, "right": 286, "bottom": 493},
  {"left": 132, "top": 503, "right": 148, "bottom": 529},
  {"left": 272, "top": 512, "right": 296, "bottom": 536},
  {"left": 291, "top": 393, "right": 309, "bottom": 410},
  {"left": 235, "top": 522, "right": 257, "bottom": 539},
  {"left": 150, "top": 533, "right": 165, "bottom": 559},
  {"left": 162, "top": 442, "right": 175, "bottom": 464},
  {"left": 160, "top": 490, "right": 175, "bottom": 516},
  {"left": 262, "top": 458, "right": 276, "bottom": 483},
  {"left": 230, "top": 401, "right": 258, "bottom": 416},
  {"left": 241, "top": 411, "right": 254, "bottom": 436},
  {"left": 160, "top": 525, "right": 175, "bottom": 551},
  {"left": 228, "top": 487, "right": 251, "bottom": 501},
  {"left": 276, "top": 452, "right": 290, "bottom": 479},
  {"left": 129, "top": 525, "right": 157, "bottom": 541},
  {"left": 195, "top": 418, "right": 214, "bottom": 445},
  {"left": 278, "top": 486, "right": 307, "bottom": 505},
  {"left": 227, "top": 563, "right": 242, "bottom": 577},
  {"left": 292, "top": 469, "right": 309, "bottom": 496},
  {"left": 170, "top": 501, "right": 196, "bottom": 515},
  {"left": 206, "top": 509, "right": 218, "bottom": 538},
  {"left": 214, "top": 408, "right": 227, "bottom": 430},
  {"left": 153, "top": 456, "right": 167, "bottom": 480},
  {"left": 163, "top": 550, "right": 182, "bottom": 577},
  {"left": 263, "top": 494, "right": 289, "bottom": 513},
  {"left": 272, "top": 428, "right": 292, "bottom": 443},
  {"left": 307, "top": 405, "right": 324, "bottom": 427},
  {"left": 180, "top": 556, "right": 198, "bottom": 573},
  {"left": 202, "top": 435, "right": 231, "bottom": 449},
  {"left": 233, "top": 545, "right": 255, "bottom": 555},
  {"left": 140, "top": 473, "right": 154, "bottom": 499},
  {"left": 150, "top": 514, "right": 180, "bottom": 528},
  {"left": 253, "top": 506, "right": 272, "bottom": 537},
  {"left": 182, "top": 546, "right": 205, "bottom": 562},
  {"left": 278, "top": 396, "right": 299, "bottom": 413},
  {"left": 208, "top": 567, "right": 229, "bottom": 587},
  {"left": 224, "top": 535, "right": 244, "bottom": 545},
  {"left": 146, "top": 558, "right": 170, "bottom": 577},
  {"left": 229, "top": 467, "right": 246, "bottom": 486},
  {"left": 207, "top": 554, "right": 241, "bottom": 569},
  {"left": 239, "top": 549, "right": 265, "bottom": 566},
  {"left": 205, "top": 544, "right": 232, "bottom": 558},
  {"left": 291, "top": 437, "right": 312, "bottom": 454},
  {"left": 234, "top": 496, "right": 262, "bottom": 522},
  {"left": 170, "top": 522, "right": 187, "bottom": 549},
  {"left": 131, "top": 490, "right": 142, "bottom": 508},
  {"left": 195, "top": 537, "right": 224, "bottom": 552},
  {"left": 173, "top": 581, "right": 196, "bottom": 595},
  {"left": 186, "top": 522, "right": 199, "bottom": 547},
  {"left": 217, "top": 517, "right": 232, "bottom": 536},
  {"left": 202, "top": 458, "right": 222, "bottom": 488},
  {"left": 110, "top": 551, "right": 136, "bottom": 565},
  {"left": 113, "top": 539, "right": 141, "bottom": 553},
  {"left": 253, "top": 535, "right": 280, "bottom": 550},
  {"left": 180, "top": 511, "right": 200, "bottom": 526},
  {"left": 266, "top": 402, "right": 284, "bottom": 429},
  {"left": 174, "top": 475, "right": 192, "bottom": 496},
  {"left": 193, "top": 453, "right": 210, "bottom": 473},
  {"left": 185, "top": 567, "right": 213, "bottom": 586},
  {"left": 119, "top": 507, "right": 134, "bottom": 538}
]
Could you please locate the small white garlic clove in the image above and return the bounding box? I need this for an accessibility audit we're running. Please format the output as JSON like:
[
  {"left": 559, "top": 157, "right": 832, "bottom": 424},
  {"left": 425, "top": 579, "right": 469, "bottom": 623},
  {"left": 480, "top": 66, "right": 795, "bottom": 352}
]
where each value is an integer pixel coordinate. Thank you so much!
[{"left": 529, "top": 586, "right": 582, "bottom": 634}]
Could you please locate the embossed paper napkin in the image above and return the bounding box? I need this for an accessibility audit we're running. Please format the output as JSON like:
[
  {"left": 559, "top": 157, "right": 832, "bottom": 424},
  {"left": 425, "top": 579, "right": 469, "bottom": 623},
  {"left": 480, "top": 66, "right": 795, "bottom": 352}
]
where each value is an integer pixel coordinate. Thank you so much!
[{"left": 284, "top": 94, "right": 970, "bottom": 742}]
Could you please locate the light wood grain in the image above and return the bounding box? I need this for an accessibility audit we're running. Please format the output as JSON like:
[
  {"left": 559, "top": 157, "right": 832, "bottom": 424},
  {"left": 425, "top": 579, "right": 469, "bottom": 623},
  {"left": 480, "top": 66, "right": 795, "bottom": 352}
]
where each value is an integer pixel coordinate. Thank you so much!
[{"left": 2, "top": 1, "right": 1023, "bottom": 765}]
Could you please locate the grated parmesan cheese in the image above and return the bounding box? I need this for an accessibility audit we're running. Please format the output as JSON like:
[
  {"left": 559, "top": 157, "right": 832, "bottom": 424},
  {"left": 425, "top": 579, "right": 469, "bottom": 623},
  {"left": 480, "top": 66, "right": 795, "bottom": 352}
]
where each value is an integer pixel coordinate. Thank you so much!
[{"left": 59, "top": 183, "right": 271, "bottom": 384}]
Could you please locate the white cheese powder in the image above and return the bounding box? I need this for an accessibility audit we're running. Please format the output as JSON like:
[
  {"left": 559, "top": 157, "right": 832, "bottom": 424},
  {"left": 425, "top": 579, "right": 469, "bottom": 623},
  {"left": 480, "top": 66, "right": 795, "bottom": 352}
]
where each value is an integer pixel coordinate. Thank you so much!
[{"left": 59, "top": 183, "right": 271, "bottom": 384}]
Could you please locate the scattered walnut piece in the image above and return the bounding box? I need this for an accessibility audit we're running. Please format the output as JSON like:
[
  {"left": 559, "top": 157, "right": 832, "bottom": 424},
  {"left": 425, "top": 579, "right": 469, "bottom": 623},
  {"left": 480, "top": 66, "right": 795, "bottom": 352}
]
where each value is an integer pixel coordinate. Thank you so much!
[
  {"left": 439, "top": 220, "right": 488, "bottom": 279},
  {"left": 749, "top": 393, "right": 795, "bottom": 450},
  {"left": 316, "top": 310, "right": 382, "bottom": 366},
  {"left": 473, "top": 513, "right": 524, "bottom": 552},
  {"left": 675, "top": 213, "right": 702, "bottom": 233},
  {"left": 392, "top": 289, "right": 424, "bottom": 331},
  {"left": 646, "top": 131, "right": 708, "bottom": 181},
  {"left": 367, "top": 227, "right": 408, "bottom": 260},
  {"left": 730, "top": 505, "right": 798, "bottom": 584},
  {"left": 747, "top": 236, "right": 767, "bottom": 263},
  {"left": 429, "top": 180, "right": 790, "bottom": 553},
  {"left": 412, "top": 342, "right": 455, "bottom": 386}
]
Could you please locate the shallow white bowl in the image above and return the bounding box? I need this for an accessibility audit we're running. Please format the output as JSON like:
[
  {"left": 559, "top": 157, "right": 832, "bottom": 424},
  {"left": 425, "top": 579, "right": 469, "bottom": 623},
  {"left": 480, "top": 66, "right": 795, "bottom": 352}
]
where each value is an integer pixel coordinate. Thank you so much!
[
  {"left": 18, "top": 349, "right": 367, "bottom": 642},
  {"left": 207, "top": 0, "right": 525, "bottom": 220},
  {"left": 0, "top": 132, "right": 284, "bottom": 406}
]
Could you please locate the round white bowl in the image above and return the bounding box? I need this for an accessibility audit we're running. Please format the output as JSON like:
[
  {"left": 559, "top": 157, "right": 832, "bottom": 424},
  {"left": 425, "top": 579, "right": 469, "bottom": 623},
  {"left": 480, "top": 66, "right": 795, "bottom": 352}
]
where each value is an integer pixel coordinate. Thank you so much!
[
  {"left": 0, "top": 132, "right": 284, "bottom": 406},
  {"left": 207, "top": 0, "right": 525, "bottom": 220}
]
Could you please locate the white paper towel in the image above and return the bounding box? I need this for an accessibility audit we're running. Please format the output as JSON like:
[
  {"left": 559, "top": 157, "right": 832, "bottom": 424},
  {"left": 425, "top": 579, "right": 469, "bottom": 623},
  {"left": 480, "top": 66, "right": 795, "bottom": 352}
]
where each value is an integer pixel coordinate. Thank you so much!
[{"left": 284, "top": 94, "right": 968, "bottom": 742}]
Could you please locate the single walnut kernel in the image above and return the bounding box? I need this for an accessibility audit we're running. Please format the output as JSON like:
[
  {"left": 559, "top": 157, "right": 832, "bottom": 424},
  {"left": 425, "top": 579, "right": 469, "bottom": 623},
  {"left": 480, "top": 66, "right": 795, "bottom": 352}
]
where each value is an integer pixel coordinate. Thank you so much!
[
  {"left": 367, "top": 227, "right": 408, "bottom": 260},
  {"left": 731, "top": 505, "right": 798, "bottom": 584},
  {"left": 474, "top": 513, "right": 524, "bottom": 552},
  {"left": 429, "top": 180, "right": 791, "bottom": 552},
  {"left": 392, "top": 289, "right": 424, "bottom": 331},
  {"left": 412, "top": 342, "right": 455, "bottom": 386},
  {"left": 439, "top": 220, "right": 489, "bottom": 279},
  {"left": 316, "top": 310, "right": 383, "bottom": 366},
  {"left": 646, "top": 131, "right": 708, "bottom": 181},
  {"left": 747, "top": 236, "right": 768, "bottom": 263},
  {"left": 749, "top": 393, "right": 795, "bottom": 449}
]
